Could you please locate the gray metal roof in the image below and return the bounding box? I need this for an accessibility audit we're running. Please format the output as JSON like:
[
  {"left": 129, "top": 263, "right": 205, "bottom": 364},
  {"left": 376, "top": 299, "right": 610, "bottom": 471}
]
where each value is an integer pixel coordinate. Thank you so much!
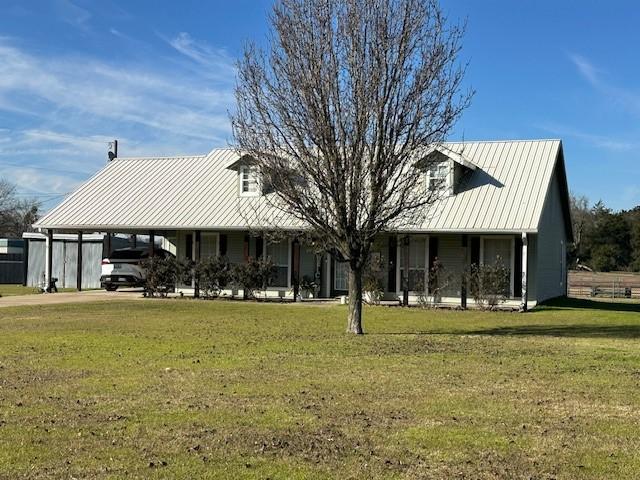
[
  {"left": 35, "top": 140, "right": 565, "bottom": 234},
  {"left": 420, "top": 139, "right": 564, "bottom": 233}
]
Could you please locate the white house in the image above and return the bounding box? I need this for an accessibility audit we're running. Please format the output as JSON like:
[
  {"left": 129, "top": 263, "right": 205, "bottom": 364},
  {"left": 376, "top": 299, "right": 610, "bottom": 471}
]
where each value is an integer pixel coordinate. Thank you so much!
[{"left": 34, "top": 139, "right": 572, "bottom": 308}]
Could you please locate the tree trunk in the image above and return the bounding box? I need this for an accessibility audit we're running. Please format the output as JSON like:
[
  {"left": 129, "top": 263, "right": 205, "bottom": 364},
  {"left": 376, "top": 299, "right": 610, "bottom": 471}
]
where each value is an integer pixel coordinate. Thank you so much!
[{"left": 347, "top": 265, "right": 364, "bottom": 334}]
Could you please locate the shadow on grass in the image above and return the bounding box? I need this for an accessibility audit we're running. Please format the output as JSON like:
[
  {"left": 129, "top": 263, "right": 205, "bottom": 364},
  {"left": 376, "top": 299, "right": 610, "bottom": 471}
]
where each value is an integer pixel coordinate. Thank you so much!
[
  {"left": 535, "top": 296, "right": 640, "bottom": 313},
  {"left": 465, "top": 324, "right": 640, "bottom": 339}
]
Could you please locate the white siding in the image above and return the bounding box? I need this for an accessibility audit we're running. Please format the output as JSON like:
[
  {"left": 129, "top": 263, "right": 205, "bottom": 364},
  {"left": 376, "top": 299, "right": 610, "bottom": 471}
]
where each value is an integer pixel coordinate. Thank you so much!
[{"left": 535, "top": 170, "right": 569, "bottom": 302}]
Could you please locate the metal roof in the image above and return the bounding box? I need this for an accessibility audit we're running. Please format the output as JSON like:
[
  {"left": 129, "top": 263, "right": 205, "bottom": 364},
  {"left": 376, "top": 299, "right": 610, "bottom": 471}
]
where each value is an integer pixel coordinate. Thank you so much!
[
  {"left": 35, "top": 140, "right": 566, "bottom": 234},
  {"left": 420, "top": 139, "right": 565, "bottom": 233}
]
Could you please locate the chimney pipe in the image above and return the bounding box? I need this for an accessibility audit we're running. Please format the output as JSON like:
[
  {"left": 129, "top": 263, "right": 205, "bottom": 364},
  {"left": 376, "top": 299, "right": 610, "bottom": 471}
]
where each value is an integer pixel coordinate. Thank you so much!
[{"left": 108, "top": 140, "right": 118, "bottom": 162}]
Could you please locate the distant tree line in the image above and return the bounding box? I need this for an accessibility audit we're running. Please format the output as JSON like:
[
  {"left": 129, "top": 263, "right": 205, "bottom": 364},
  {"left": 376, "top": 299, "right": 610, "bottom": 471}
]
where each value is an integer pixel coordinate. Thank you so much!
[
  {"left": 0, "top": 178, "right": 40, "bottom": 238},
  {"left": 570, "top": 193, "right": 640, "bottom": 272}
]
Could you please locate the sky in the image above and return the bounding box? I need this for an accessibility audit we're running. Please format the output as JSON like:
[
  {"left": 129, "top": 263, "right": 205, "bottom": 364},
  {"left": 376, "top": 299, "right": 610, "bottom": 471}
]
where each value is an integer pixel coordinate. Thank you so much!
[{"left": 0, "top": 0, "right": 639, "bottom": 212}]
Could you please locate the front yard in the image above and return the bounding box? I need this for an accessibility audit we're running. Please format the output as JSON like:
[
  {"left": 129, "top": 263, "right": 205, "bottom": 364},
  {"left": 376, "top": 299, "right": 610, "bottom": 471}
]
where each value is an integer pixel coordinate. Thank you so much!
[
  {"left": 0, "top": 285, "right": 78, "bottom": 297},
  {"left": 0, "top": 285, "right": 41, "bottom": 297},
  {"left": 0, "top": 298, "right": 639, "bottom": 479}
]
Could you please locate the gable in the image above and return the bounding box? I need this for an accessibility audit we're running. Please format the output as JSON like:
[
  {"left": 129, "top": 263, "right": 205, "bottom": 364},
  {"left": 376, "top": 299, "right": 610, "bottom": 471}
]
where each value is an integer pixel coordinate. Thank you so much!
[{"left": 418, "top": 140, "right": 562, "bottom": 233}]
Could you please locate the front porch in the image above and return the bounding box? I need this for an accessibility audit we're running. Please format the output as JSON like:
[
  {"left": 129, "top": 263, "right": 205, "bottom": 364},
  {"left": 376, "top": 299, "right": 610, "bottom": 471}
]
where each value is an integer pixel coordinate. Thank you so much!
[
  {"left": 38, "top": 227, "right": 537, "bottom": 309},
  {"left": 167, "top": 230, "right": 537, "bottom": 309}
]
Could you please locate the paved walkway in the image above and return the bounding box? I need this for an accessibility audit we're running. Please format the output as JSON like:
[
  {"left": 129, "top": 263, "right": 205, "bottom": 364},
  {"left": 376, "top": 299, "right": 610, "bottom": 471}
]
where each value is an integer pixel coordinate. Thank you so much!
[{"left": 0, "top": 289, "right": 145, "bottom": 308}]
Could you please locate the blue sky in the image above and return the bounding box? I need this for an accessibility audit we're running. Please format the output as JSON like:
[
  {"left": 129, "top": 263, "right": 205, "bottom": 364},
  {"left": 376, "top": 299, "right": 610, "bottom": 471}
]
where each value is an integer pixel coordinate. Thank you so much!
[{"left": 0, "top": 0, "right": 638, "bottom": 212}]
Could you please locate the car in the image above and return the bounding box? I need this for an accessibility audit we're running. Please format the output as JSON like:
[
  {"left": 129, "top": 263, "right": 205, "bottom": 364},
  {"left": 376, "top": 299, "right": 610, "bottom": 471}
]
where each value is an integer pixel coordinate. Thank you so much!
[{"left": 100, "top": 247, "right": 173, "bottom": 291}]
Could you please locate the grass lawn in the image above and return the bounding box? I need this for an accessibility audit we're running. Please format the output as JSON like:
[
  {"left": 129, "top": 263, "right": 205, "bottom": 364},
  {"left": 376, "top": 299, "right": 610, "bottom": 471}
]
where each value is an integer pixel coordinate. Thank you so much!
[
  {"left": 0, "top": 285, "right": 79, "bottom": 297},
  {"left": 0, "top": 285, "right": 41, "bottom": 296},
  {"left": 0, "top": 299, "right": 639, "bottom": 479}
]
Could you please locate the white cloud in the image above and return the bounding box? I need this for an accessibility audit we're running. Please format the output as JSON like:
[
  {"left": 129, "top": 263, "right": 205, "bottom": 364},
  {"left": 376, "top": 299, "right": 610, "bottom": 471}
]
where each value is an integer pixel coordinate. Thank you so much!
[
  {"left": 0, "top": 35, "right": 237, "bottom": 207},
  {"left": 568, "top": 53, "right": 600, "bottom": 86},
  {"left": 54, "top": 0, "right": 92, "bottom": 31},
  {"left": 537, "top": 122, "right": 637, "bottom": 152},
  {"left": 169, "top": 32, "right": 236, "bottom": 70},
  {"left": 0, "top": 40, "right": 235, "bottom": 141},
  {"left": 568, "top": 52, "right": 640, "bottom": 115}
]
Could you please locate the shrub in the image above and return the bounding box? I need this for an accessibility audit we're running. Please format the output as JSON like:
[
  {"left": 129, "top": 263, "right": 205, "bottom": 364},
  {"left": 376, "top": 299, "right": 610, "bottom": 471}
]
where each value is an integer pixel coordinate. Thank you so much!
[
  {"left": 363, "top": 254, "right": 385, "bottom": 305},
  {"left": 231, "top": 257, "right": 276, "bottom": 299},
  {"left": 198, "top": 256, "right": 232, "bottom": 297},
  {"left": 414, "top": 258, "right": 457, "bottom": 308},
  {"left": 468, "top": 258, "right": 510, "bottom": 309},
  {"left": 427, "top": 257, "right": 456, "bottom": 305},
  {"left": 141, "top": 256, "right": 181, "bottom": 297}
]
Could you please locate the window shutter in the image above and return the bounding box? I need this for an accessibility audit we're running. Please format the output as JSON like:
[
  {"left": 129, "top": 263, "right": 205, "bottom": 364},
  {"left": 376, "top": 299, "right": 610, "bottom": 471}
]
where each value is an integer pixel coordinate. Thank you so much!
[
  {"left": 256, "top": 237, "right": 264, "bottom": 259},
  {"left": 470, "top": 237, "right": 480, "bottom": 266},
  {"left": 219, "top": 234, "right": 227, "bottom": 257},
  {"left": 429, "top": 236, "right": 439, "bottom": 269},
  {"left": 388, "top": 236, "right": 397, "bottom": 292},
  {"left": 186, "top": 234, "right": 193, "bottom": 261},
  {"left": 514, "top": 236, "right": 523, "bottom": 297}
]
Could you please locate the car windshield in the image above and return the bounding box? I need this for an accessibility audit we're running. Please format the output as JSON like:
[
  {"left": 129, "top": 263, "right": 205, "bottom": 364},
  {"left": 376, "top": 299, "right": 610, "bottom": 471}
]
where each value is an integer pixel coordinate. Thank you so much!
[
  {"left": 108, "top": 249, "right": 148, "bottom": 260},
  {"left": 107, "top": 249, "right": 174, "bottom": 260}
]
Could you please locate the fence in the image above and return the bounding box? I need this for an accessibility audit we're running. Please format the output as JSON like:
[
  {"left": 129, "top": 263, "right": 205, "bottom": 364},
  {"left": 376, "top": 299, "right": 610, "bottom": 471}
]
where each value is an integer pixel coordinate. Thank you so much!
[{"left": 568, "top": 270, "right": 640, "bottom": 299}]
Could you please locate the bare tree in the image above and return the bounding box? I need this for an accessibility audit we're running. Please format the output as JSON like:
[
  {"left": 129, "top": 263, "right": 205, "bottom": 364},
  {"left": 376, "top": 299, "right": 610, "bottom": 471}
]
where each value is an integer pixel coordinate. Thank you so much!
[
  {"left": 0, "top": 178, "right": 39, "bottom": 238},
  {"left": 232, "top": 0, "right": 471, "bottom": 333},
  {"left": 569, "top": 192, "right": 590, "bottom": 265}
]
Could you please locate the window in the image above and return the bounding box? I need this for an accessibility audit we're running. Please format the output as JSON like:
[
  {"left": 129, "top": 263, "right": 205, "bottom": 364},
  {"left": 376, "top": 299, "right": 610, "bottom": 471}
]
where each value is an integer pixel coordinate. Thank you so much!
[
  {"left": 334, "top": 261, "right": 349, "bottom": 291},
  {"left": 482, "top": 238, "right": 511, "bottom": 267},
  {"left": 427, "top": 162, "right": 449, "bottom": 191},
  {"left": 266, "top": 240, "right": 289, "bottom": 287},
  {"left": 239, "top": 165, "right": 259, "bottom": 196},
  {"left": 201, "top": 233, "right": 218, "bottom": 259},
  {"left": 481, "top": 237, "right": 513, "bottom": 296},
  {"left": 399, "top": 237, "right": 427, "bottom": 291}
]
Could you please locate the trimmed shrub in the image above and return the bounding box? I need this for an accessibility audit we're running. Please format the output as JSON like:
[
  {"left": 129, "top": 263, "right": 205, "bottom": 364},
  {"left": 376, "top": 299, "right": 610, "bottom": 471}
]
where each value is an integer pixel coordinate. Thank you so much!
[
  {"left": 231, "top": 257, "right": 276, "bottom": 299},
  {"left": 198, "top": 256, "right": 232, "bottom": 298},
  {"left": 141, "top": 256, "right": 181, "bottom": 297},
  {"left": 468, "top": 258, "right": 510, "bottom": 309}
]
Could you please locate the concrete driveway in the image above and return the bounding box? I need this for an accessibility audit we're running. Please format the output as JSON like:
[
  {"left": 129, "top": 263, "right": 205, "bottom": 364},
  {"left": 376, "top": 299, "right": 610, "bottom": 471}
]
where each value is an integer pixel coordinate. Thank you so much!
[{"left": 0, "top": 289, "right": 145, "bottom": 308}]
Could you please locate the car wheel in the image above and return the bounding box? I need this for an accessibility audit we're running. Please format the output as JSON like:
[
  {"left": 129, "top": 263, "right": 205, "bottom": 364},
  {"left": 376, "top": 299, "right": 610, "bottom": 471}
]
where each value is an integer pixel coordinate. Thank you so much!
[{"left": 105, "top": 284, "right": 118, "bottom": 292}]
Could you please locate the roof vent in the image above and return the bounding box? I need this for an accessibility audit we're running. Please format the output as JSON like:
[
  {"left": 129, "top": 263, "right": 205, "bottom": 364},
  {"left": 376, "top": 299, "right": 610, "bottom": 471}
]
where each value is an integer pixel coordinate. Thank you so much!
[{"left": 108, "top": 140, "right": 118, "bottom": 162}]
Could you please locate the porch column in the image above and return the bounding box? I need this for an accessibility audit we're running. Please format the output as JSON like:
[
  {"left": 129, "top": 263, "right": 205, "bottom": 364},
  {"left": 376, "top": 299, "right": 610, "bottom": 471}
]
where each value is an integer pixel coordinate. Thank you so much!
[
  {"left": 77, "top": 231, "right": 83, "bottom": 291},
  {"left": 106, "top": 233, "right": 112, "bottom": 257},
  {"left": 45, "top": 229, "right": 53, "bottom": 292},
  {"left": 520, "top": 232, "right": 528, "bottom": 312},
  {"left": 324, "top": 253, "right": 331, "bottom": 298},
  {"left": 402, "top": 236, "right": 410, "bottom": 306},
  {"left": 194, "top": 230, "right": 201, "bottom": 298},
  {"left": 461, "top": 234, "right": 468, "bottom": 309},
  {"left": 148, "top": 231, "right": 155, "bottom": 257},
  {"left": 22, "top": 238, "right": 29, "bottom": 286}
]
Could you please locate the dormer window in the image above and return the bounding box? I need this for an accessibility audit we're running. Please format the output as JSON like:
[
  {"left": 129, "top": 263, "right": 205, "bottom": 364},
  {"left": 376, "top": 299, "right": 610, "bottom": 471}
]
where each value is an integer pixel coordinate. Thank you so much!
[
  {"left": 427, "top": 162, "right": 449, "bottom": 191},
  {"left": 239, "top": 165, "right": 259, "bottom": 197}
]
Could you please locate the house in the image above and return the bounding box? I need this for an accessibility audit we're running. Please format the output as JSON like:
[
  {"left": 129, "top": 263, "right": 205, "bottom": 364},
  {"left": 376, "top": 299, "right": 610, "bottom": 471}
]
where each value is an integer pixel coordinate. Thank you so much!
[{"left": 34, "top": 139, "right": 572, "bottom": 308}]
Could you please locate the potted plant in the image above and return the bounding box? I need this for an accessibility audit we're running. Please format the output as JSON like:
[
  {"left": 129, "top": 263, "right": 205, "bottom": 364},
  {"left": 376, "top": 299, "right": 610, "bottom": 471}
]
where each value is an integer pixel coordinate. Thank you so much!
[{"left": 299, "top": 275, "right": 318, "bottom": 299}]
